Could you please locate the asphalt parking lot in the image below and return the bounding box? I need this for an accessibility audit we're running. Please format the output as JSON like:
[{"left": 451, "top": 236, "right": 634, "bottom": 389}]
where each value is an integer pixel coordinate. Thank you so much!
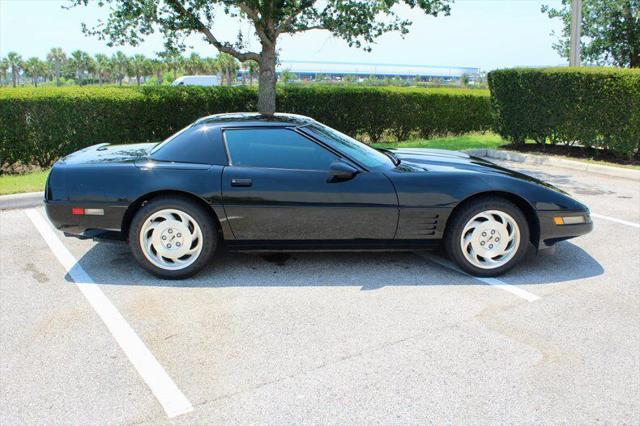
[{"left": 1, "top": 160, "right": 639, "bottom": 425}]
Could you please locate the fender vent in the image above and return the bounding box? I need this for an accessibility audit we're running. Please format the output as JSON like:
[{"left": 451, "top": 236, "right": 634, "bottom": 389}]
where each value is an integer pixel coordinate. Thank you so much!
[{"left": 397, "top": 210, "right": 440, "bottom": 239}]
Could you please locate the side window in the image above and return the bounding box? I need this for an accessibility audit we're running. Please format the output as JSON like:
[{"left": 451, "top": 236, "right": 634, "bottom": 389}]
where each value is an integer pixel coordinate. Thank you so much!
[
  {"left": 151, "top": 125, "right": 224, "bottom": 164},
  {"left": 224, "top": 128, "right": 337, "bottom": 170}
]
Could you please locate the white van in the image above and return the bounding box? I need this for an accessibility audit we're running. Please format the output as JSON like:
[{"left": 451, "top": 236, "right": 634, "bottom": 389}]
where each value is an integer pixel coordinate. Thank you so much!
[{"left": 171, "top": 75, "right": 221, "bottom": 87}]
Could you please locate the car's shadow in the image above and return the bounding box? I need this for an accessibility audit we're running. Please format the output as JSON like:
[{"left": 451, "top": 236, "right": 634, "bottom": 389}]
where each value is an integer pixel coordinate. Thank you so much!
[{"left": 66, "top": 240, "right": 604, "bottom": 289}]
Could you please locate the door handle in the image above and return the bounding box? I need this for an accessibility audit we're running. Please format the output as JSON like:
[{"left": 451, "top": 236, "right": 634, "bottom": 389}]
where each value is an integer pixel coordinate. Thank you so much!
[{"left": 231, "top": 178, "right": 253, "bottom": 187}]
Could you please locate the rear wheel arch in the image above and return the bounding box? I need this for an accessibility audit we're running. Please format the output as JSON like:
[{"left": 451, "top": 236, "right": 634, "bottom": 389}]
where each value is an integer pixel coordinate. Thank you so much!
[
  {"left": 121, "top": 190, "right": 222, "bottom": 240},
  {"left": 445, "top": 191, "right": 540, "bottom": 248}
]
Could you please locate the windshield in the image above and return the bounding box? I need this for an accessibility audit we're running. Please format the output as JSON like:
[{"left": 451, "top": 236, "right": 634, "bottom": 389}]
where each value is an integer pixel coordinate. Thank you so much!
[{"left": 302, "top": 122, "right": 394, "bottom": 169}]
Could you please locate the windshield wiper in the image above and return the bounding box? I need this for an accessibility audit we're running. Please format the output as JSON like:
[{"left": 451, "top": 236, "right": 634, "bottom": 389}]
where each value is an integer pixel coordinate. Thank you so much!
[{"left": 378, "top": 148, "right": 401, "bottom": 166}]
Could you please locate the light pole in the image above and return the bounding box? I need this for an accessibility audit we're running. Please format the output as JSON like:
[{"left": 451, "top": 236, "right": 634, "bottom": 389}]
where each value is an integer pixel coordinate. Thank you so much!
[{"left": 569, "top": 0, "right": 582, "bottom": 66}]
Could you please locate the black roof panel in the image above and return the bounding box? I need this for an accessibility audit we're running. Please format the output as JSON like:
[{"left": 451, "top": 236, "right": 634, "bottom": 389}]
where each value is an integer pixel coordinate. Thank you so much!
[{"left": 196, "top": 113, "right": 315, "bottom": 127}]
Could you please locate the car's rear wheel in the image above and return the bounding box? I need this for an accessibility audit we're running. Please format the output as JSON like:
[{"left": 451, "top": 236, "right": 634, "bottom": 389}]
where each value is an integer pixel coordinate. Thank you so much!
[
  {"left": 128, "top": 197, "right": 217, "bottom": 279},
  {"left": 444, "top": 197, "right": 529, "bottom": 277}
]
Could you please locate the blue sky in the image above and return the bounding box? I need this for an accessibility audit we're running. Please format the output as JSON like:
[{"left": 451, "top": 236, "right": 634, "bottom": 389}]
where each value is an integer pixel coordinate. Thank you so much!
[{"left": 0, "top": 0, "right": 565, "bottom": 71}]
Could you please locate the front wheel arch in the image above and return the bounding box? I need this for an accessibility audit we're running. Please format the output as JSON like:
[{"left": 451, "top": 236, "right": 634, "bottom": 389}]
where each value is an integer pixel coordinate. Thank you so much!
[
  {"left": 121, "top": 190, "right": 222, "bottom": 241},
  {"left": 445, "top": 191, "right": 540, "bottom": 249}
]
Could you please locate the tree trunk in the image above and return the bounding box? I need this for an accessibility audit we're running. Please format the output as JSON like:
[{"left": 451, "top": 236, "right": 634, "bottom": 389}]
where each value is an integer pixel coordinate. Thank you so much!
[
  {"left": 258, "top": 43, "right": 277, "bottom": 115},
  {"left": 12, "top": 69, "right": 17, "bottom": 87},
  {"left": 136, "top": 75, "right": 141, "bottom": 86},
  {"left": 631, "top": 48, "right": 639, "bottom": 68},
  {"left": 99, "top": 74, "right": 103, "bottom": 86}
]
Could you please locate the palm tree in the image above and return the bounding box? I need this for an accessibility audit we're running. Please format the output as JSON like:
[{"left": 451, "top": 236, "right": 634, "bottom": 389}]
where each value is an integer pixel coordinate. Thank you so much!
[
  {"left": 185, "top": 53, "right": 203, "bottom": 75},
  {"left": 203, "top": 57, "right": 219, "bottom": 76},
  {"left": 159, "top": 50, "right": 183, "bottom": 81},
  {"left": 6, "top": 52, "right": 23, "bottom": 87},
  {"left": 94, "top": 54, "right": 111, "bottom": 86},
  {"left": 128, "top": 54, "right": 149, "bottom": 86},
  {"left": 46, "top": 48, "right": 66, "bottom": 87},
  {"left": 111, "top": 51, "right": 129, "bottom": 85},
  {"left": 242, "top": 60, "right": 259, "bottom": 86},
  {"left": 150, "top": 58, "right": 165, "bottom": 84},
  {"left": 69, "top": 50, "right": 92, "bottom": 85},
  {"left": 24, "top": 57, "right": 46, "bottom": 87},
  {"left": 0, "top": 58, "right": 9, "bottom": 86},
  {"left": 217, "top": 53, "right": 239, "bottom": 86}
]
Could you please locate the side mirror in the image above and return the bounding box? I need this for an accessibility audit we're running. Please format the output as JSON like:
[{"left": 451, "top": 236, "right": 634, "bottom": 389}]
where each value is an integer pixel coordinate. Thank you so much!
[{"left": 328, "top": 160, "right": 359, "bottom": 182}]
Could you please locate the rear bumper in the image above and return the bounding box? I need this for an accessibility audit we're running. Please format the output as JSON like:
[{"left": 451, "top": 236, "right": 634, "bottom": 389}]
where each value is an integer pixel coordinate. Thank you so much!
[
  {"left": 45, "top": 200, "right": 127, "bottom": 235},
  {"left": 537, "top": 210, "right": 593, "bottom": 249}
]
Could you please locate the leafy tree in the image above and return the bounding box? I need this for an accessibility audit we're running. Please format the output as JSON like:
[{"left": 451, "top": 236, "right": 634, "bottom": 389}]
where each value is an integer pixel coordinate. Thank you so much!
[
  {"left": 279, "top": 68, "right": 295, "bottom": 84},
  {"left": 343, "top": 74, "right": 356, "bottom": 84},
  {"left": 70, "top": 0, "right": 452, "bottom": 115},
  {"left": 24, "top": 57, "right": 47, "bottom": 87},
  {"left": 46, "top": 48, "right": 67, "bottom": 86},
  {"left": 542, "top": 0, "right": 640, "bottom": 67},
  {"left": 6, "top": 52, "right": 23, "bottom": 87}
]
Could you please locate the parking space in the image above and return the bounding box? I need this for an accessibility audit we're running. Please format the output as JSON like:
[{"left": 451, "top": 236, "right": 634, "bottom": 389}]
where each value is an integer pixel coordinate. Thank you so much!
[{"left": 1, "top": 161, "right": 639, "bottom": 424}]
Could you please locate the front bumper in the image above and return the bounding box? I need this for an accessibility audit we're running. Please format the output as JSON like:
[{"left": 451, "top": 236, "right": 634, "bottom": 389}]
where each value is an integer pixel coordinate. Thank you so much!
[{"left": 537, "top": 210, "right": 593, "bottom": 249}]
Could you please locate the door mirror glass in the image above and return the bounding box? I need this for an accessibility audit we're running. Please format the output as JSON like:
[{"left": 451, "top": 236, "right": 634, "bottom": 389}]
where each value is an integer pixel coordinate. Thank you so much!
[{"left": 328, "top": 160, "right": 358, "bottom": 182}]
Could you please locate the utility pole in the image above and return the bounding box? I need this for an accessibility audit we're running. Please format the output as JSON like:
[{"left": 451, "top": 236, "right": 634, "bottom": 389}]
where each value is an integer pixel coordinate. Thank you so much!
[{"left": 569, "top": 0, "right": 582, "bottom": 66}]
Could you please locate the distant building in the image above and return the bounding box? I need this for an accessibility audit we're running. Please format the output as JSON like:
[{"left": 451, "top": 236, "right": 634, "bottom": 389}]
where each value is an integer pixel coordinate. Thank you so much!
[{"left": 274, "top": 60, "right": 479, "bottom": 81}]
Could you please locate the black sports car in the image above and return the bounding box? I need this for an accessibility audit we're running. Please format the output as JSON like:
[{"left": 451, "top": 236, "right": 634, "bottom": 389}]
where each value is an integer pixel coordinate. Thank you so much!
[{"left": 45, "top": 113, "right": 593, "bottom": 279}]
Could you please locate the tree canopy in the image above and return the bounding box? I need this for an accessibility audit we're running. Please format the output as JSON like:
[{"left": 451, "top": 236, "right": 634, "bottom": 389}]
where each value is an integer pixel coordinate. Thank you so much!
[
  {"left": 542, "top": 0, "right": 640, "bottom": 68},
  {"left": 69, "top": 0, "right": 453, "bottom": 114}
]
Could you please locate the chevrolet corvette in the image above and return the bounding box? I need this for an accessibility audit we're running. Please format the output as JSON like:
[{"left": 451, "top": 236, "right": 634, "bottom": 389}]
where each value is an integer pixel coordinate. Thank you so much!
[{"left": 45, "top": 113, "right": 593, "bottom": 279}]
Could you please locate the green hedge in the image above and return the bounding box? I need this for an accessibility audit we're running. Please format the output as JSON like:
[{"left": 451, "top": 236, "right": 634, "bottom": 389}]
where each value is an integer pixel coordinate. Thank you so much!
[
  {"left": 488, "top": 67, "right": 640, "bottom": 158},
  {"left": 0, "top": 85, "right": 491, "bottom": 168}
]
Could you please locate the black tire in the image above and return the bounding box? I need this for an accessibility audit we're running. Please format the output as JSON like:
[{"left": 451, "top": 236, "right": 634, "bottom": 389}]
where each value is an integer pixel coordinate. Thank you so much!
[
  {"left": 444, "top": 197, "right": 530, "bottom": 277},
  {"left": 128, "top": 196, "right": 218, "bottom": 279}
]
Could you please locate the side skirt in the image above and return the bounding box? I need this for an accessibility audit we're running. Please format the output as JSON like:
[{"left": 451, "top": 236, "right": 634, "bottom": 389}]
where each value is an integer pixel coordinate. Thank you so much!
[{"left": 223, "top": 239, "right": 441, "bottom": 252}]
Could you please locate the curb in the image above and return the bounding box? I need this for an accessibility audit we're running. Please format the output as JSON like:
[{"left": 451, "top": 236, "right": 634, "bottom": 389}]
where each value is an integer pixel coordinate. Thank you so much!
[
  {"left": 0, "top": 191, "right": 44, "bottom": 210},
  {"left": 466, "top": 149, "right": 640, "bottom": 182}
]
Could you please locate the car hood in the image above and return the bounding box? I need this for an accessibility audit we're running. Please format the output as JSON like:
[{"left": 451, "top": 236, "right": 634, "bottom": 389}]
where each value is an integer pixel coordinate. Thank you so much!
[
  {"left": 390, "top": 148, "right": 499, "bottom": 170},
  {"left": 389, "top": 148, "right": 566, "bottom": 192},
  {"left": 59, "top": 142, "right": 157, "bottom": 165}
]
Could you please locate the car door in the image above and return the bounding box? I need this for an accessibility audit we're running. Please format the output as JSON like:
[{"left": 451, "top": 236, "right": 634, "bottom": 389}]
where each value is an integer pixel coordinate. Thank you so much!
[{"left": 221, "top": 127, "right": 398, "bottom": 241}]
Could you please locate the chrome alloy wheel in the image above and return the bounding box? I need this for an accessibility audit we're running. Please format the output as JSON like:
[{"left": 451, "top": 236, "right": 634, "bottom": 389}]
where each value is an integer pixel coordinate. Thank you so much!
[
  {"left": 139, "top": 208, "right": 203, "bottom": 271},
  {"left": 460, "top": 209, "right": 521, "bottom": 270}
]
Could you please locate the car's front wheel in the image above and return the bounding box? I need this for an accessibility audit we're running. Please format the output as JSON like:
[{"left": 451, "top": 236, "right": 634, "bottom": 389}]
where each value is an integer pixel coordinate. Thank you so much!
[
  {"left": 128, "top": 196, "right": 217, "bottom": 279},
  {"left": 444, "top": 197, "right": 529, "bottom": 277}
]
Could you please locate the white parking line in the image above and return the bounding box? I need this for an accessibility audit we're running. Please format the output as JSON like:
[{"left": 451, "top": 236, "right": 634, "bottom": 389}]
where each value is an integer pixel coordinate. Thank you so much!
[
  {"left": 591, "top": 213, "right": 640, "bottom": 229},
  {"left": 25, "top": 209, "right": 193, "bottom": 418},
  {"left": 414, "top": 252, "right": 541, "bottom": 302}
]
